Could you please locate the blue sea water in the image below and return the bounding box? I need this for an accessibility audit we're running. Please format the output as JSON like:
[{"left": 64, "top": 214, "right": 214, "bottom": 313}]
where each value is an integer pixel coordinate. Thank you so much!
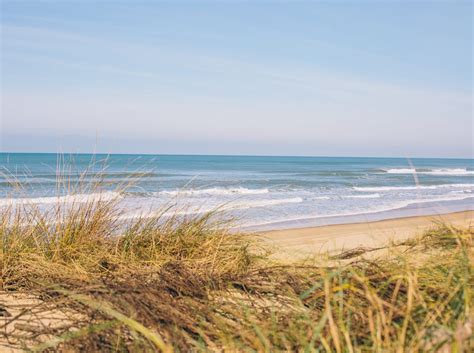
[{"left": 0, "top": 153, "right": 473, "bottom": 229}]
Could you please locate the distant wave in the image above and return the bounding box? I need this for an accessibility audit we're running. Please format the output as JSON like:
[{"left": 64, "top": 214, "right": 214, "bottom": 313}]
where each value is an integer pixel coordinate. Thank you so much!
[
  {"left": 0, "top": 191, "right": 122, "bottom": 207},
  {"left": 384, "top": 168, "right": 474, "bottom": 176},
  {"left": 354, "top": 184, "right": 474, "bottom": 192},
  {"left": 385, "top": 168, "right": 417, "bottom": 174},
  {"left": 423, "top": 169, "right": 474, "bottom": 176},
  {"left": 343, "top": 193, "right": 381, "bottom": 199},
  {"left": 155, "top": 187, "right": 270, "bottom": 196}
]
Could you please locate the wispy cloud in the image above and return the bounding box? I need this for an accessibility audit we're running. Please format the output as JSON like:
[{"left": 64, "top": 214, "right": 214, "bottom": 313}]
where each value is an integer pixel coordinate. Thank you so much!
[
  {"left": 3, "top": 23, "right": 471, "bottom": 105},
  {"left": 1, "top": 9, "right": 471, "bottom": 158}
]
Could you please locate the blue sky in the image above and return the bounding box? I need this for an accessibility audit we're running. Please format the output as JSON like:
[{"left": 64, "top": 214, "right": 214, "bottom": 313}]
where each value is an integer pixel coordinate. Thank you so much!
[{"left": 1, "top": 1, "right": 472, "bottom": 157}]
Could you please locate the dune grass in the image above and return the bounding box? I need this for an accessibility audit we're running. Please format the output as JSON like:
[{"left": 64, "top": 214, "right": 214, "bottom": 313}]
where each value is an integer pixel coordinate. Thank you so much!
[{"left": 0, "top": 185, "right": 472, "bottom": 351}]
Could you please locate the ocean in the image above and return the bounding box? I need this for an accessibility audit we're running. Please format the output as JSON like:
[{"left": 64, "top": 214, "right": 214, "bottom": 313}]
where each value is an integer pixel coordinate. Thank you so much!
[{"left": 0, "top": 153, "right": 473, "bottom": 230}]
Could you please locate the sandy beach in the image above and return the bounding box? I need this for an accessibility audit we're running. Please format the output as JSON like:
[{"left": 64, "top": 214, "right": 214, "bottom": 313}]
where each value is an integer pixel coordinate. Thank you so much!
[{"left": 261, "top": 210, "right": 474, "bottom": 259}]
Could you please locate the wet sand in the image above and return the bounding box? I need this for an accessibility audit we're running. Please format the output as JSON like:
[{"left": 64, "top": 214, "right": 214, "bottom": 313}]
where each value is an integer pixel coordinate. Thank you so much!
[{"left": 261, "top": 210, "right": 474, "bottom": 259}]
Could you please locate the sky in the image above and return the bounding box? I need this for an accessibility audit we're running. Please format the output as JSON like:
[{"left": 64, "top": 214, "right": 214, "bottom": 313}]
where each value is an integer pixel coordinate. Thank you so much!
[{"left": 0, "top": 1, "right": 472, "bottom": 158}]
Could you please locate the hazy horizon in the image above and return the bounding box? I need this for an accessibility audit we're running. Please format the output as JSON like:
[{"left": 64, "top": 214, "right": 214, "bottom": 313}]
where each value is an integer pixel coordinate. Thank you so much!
[
  {"left": 1, "top": 1, "right": 472, "bottom": 158},
  {"left": 1, "top": 149, "right": 473, "bottom": 161}
]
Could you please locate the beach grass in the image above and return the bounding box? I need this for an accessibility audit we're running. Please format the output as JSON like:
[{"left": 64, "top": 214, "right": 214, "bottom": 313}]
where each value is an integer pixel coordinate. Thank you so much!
[{"left": 0, "top": 187, "right": 472, "bottom": 352}]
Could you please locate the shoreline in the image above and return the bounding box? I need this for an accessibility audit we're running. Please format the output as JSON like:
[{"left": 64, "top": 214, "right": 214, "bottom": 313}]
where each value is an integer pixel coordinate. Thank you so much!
[
  {"left": 242, "top": 197, "right": 474, "bottom": 231},
  {"left": 260, "top": 210, "right": 474, "bottom": 259}
]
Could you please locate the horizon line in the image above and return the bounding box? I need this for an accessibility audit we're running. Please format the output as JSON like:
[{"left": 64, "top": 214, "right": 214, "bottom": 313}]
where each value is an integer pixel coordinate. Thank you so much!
[{"left": 0, "top": 151, "right": 472, "bottom": 160}]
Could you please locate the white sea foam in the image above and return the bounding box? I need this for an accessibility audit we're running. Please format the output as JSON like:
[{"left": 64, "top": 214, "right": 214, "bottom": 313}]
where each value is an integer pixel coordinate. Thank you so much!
[
  {"left": 196, "top": 197, "right": 304, "bottom": 212},
  {"left": 385, "top": 168, "right": 417, "bottom": 174},
  {"left": 422, "top": 168, "right": 474, "bottom": 176},
  {"left": 242, "top": 194, "right": 474, "bottom": 228},
  {"left": 0, "top": 192, "right": 122, "bottom": 207},
  {"left": 121, "top": 197, "right": 304, "bottom": 220},
  {"left": 343, "top": 193, "right": 381, "bottom": 199},
  {"left": 449, "top": 189, "right": 473, "bottom": 194},
  {"left": 354, "top": 184, "right": 474, "bottom": 192},
  {"left": 384, "top": 168, "right": 474, "bottom": 176},
  {"left": 155, "top": 187, "right": 270, "bottom": 196},
  {"left": 232, "top": 197, "right": 303, "bottom": 210}
]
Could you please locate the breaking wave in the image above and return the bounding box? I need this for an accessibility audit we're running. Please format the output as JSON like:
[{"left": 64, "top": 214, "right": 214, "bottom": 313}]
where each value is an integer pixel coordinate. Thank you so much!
[
  {"left": 155, "top": 187, "right": 270, "bottom": 196},
  {"left": 384, "top": 168, "right": 474, "bottom": 176}
]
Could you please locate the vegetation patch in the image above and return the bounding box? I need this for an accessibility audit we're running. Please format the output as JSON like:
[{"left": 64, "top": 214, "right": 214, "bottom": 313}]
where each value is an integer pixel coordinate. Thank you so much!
[{"left": 0, "top": 195, "right": 472, "bottom": 352}]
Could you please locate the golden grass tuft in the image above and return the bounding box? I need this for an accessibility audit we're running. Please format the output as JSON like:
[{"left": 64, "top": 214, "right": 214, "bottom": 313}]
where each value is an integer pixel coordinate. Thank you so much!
[{"left": 0, "top": 173, "right": 472, "bottom": 352}]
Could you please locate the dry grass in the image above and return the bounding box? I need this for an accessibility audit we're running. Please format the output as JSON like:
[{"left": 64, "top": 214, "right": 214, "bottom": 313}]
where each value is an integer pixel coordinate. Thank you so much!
[{"left": 0, "top": 180, "right": 472, "bottom": 352}]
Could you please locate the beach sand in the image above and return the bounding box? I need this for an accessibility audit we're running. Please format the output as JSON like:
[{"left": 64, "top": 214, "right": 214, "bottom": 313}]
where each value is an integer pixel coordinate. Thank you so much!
[{"left": 260, "top": 210, "right": 474, "bottom": 259}]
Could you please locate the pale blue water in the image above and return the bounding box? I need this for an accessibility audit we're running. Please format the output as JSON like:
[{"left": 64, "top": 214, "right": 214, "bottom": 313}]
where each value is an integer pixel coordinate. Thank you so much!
[{"left": 0, "top": 153, "right": 473, "bottom": 229}]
